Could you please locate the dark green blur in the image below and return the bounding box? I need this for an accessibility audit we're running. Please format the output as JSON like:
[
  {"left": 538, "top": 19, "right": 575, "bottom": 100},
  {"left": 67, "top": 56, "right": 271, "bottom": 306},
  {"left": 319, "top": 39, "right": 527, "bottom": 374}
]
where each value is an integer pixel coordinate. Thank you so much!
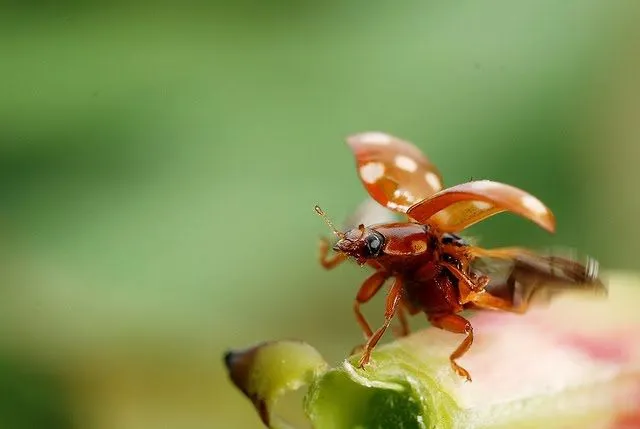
[{"left": 0, "top": 1, "right": 639, "bottom": 428}]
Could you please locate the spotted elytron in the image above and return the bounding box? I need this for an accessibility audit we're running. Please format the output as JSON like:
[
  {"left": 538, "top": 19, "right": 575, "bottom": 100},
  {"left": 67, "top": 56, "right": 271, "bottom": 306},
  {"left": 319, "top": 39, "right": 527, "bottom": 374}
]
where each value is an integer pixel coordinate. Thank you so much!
[{"left": 316, "top": 132, "right": 605, "bottom": 381}]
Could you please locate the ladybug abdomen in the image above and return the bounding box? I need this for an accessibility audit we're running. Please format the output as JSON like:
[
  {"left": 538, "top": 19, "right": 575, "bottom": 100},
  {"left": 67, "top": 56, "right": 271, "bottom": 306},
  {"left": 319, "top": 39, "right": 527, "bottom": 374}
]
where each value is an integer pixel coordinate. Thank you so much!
[{"left": 403, "top": 263, "right": 463, "bottom": 314}]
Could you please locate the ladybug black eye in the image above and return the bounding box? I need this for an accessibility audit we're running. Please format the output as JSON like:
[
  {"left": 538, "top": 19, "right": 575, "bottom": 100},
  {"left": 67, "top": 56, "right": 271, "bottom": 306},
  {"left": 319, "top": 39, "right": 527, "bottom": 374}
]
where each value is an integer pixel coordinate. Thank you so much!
[{"left": 365, "top": 232, "right": 384, "bottom": 257}]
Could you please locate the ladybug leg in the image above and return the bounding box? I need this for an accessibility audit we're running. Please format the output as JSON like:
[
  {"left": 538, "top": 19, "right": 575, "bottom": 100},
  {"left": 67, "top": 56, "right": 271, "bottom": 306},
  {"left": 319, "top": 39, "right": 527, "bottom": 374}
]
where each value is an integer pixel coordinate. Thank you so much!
[
  {"left": 469, "top": 246, "right": 535, "bottom": 260},
  {"left": 428, "top": 313, "right": 474, "bottom": 382},
  {"left": 393, "top": 304, "right": 410, "bottom": 337},
  {"left": 393, "top": 298, "right": 419, "bottom": 337},
  {"left": 353, "top": 271, "right": 389, "bottom": 340},
  {"left": 467, "top": 290, "right": 528, "bottom": 314},
  {"left": 357, "top": 277, "right": 403, "bottom": 368},
  {"left": 441, "top": 262, "right": 490, "bottom": 305},
  {"left": 318, "top": 237, "right": 347, "bottom": 269}
]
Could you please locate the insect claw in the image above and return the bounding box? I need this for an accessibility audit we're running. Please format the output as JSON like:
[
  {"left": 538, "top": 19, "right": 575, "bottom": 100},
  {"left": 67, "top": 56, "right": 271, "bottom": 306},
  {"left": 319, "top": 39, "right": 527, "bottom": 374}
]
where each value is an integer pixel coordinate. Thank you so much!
[
  {"left": 451, "top": 362, "right": 472, "bottom": 382},
  {"left": 356, "top": 352, "right": 371, "bottom": 369}
]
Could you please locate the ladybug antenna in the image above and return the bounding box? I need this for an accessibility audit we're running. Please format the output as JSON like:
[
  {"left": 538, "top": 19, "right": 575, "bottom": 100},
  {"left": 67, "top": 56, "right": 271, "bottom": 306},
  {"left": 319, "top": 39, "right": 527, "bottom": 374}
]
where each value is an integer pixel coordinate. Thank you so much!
[{"left": 314, "top": 205, "right": 345, "bottom": 239}]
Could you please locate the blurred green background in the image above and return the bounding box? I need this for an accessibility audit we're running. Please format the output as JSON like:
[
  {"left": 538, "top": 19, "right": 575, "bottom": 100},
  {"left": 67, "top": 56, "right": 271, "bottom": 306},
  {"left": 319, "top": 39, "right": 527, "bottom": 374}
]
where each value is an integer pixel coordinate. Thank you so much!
[{"left": 1, "top": 1, "right": 639, "bottom": 428}]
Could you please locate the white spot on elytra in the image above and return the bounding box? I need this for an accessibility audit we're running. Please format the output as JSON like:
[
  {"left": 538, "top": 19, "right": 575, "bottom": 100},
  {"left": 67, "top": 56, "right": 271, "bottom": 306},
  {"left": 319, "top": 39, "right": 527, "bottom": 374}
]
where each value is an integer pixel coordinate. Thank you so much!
[
  {"left": 387, "top": 201, "right": 410, "bottom": 211},
  {"left": 433, "top": 209, "right": 450, "bottom": 222},
  {"left": 359, "top": 162, "right": 385, "bottom": 184},
  {"left": 358, "top": 132, "right": 392, "bottom": 145},
  {"left": 473, "top": 200, "right": 492, "bottom": 210},
  {"left": 393, "top": 188, "right": 416, "bottom": 205},
  {"left": 468, "top": 180, "right": 499, "bottom": 191},
  {"left": 521, "top": 195, "right": 548, "bottom": 215},
  {"left": 425, "top": 172, "right": 441, "bottom": 190},
  {"left": 394, "top": 155, "right": 418, "bottom": 172}
]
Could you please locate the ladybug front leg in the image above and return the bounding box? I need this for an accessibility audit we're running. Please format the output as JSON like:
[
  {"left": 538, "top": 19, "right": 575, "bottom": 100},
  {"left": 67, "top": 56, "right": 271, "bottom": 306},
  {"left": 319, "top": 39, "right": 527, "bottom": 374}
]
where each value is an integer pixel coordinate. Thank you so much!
[
  {"left": 353, "top": 271, "right": 390, "bottom": 339},
  {"left": 318, "top": 237, "right": 347, "bottom": 269}
]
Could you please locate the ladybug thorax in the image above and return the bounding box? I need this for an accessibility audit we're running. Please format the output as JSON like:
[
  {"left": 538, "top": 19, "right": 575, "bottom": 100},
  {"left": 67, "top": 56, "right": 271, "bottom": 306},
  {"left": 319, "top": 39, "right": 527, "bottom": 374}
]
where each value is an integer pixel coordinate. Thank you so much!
[{"left": 370, "top": 223, "right": 430, "bottom": 256}]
